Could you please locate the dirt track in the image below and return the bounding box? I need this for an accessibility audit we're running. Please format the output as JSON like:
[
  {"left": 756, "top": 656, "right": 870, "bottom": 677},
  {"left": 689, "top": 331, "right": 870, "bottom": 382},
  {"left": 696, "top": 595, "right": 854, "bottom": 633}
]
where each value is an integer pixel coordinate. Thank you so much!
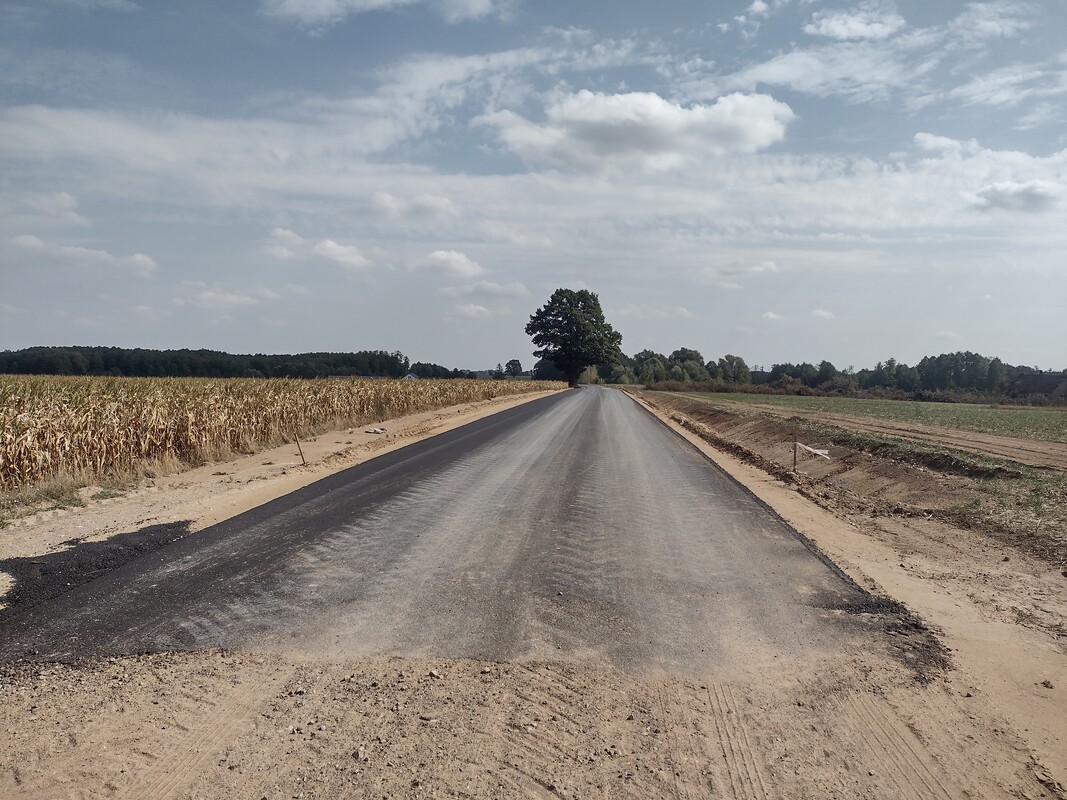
[{"left": 0, "top": 388, "right": 1062, "bottom": 798}]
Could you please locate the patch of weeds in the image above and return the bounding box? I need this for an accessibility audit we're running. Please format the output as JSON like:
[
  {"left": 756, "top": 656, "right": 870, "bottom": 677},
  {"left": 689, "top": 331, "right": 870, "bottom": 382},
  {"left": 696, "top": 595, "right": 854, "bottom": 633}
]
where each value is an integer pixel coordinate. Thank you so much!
[
  {"left": 89, "top": 489, "right": 123, "bottom": 501},
  {"left": 0, "top": 478, "right": 86, "bottom": 523}
]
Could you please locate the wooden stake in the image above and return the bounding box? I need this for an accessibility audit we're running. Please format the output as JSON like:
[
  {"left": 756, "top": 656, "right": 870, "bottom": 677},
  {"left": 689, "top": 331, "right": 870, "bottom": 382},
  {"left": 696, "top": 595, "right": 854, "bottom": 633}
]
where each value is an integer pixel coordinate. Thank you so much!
[{"left": 294, "top": 432, "right": 307, "bottom": 466}]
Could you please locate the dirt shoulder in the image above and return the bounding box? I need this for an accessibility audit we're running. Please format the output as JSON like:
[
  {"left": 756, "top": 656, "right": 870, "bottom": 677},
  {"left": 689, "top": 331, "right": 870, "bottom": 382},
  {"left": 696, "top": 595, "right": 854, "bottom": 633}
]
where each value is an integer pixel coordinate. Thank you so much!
[
  {"left": 691, "top": 394, "right": 1067, "bottom": 472},
  {"left": 0, "top": 389, "right": 561, "bottom": 608},
  {"left": 634, "top": 390, "right": 1067, "bottom": 790}
]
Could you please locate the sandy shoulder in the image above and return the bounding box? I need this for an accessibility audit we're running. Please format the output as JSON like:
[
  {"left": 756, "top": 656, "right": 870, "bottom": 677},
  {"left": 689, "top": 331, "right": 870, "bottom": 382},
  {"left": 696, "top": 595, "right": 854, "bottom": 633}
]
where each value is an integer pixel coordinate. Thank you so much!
[{"left": 0, "top": 390, "right": 562, "bottom": 604}]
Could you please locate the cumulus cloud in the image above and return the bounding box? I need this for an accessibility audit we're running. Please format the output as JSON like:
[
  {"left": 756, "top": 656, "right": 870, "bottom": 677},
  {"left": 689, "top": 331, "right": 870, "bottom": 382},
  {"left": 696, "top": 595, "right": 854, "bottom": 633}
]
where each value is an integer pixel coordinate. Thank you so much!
[
  {"left": 266, "top": 227, "right": 305, "bottom": 259},
  {"left": 972, "top": 180, "right": 1063, "bottom": 212},
  {"left": 479, "top": 90, "right": 793, "bottom": 172},
  {"left": 270, "top": 227, "right": 304, "bottom": 246},
  {"left": 762, "top": 311, "right": 784, "bottom": 320},
  {"left": 10, "top": 233, "right": 158, "bottom": 277},
  {"left": 266, "top": 229, "right": 372, "bottom": 268},
  {"left": 421, "top": 250, "right": 486, "bottom": 277},
  {"left": 312, "top": 239, "right": 371, "bottom": 269},
  {"left": 452, "top": 302, "right": 493, "bottom": 319},
  {"left": 913, "top": 132, "right": 982, "bottom": 156},
  {"left": 811, "top": 308, "right": 835, "bottom": 319},
  {"left": 804, "top": 2, "right": 906, "bottom": 41}
]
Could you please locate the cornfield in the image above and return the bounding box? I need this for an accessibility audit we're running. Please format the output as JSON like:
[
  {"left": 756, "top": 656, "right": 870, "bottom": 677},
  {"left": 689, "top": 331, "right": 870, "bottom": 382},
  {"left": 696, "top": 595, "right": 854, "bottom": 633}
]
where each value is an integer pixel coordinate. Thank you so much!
[{"left": 0, "top": 375, "right": 565, "bottom": 491}]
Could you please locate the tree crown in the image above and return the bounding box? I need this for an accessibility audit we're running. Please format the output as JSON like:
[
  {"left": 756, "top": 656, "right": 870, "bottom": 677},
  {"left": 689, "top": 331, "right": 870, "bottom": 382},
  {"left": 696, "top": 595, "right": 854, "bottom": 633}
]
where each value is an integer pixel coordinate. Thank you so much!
[{"left": 525, "top": 289, "right": 622, "bottom": 386}]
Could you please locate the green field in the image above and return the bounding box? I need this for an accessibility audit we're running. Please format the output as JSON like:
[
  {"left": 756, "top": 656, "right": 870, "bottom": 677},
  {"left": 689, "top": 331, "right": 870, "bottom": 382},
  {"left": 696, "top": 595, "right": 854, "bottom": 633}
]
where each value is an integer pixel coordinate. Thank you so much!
[{"left": 663, "top": 392, "right": 1067, "bottom": 443}]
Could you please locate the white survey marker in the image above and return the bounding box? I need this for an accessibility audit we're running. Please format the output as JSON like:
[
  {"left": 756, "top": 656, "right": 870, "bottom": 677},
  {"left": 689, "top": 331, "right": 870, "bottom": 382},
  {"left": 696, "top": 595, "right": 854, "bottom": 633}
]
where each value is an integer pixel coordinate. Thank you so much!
[
  {"left": 793, "top": 441, "right": 831, "bottom": 472},
  {"left": 795, "top": 442, "right": 830, "bottom": 459}
]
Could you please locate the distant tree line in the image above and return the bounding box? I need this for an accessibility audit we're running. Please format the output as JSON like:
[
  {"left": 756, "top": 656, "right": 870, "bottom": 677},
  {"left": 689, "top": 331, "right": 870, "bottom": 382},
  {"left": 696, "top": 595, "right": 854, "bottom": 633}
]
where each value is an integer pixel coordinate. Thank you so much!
[
  {"left": 0, "top": 346, "right": 473, "bottom": 380},
  {"left": 532, "top": 348, "right": 754, "bottom": 386},
  {"left": 757, "top": 352, "right": 1042, "bottom": 395},
  {"left": 533, "top": 345, "right": 1059, "bottom": 401}
]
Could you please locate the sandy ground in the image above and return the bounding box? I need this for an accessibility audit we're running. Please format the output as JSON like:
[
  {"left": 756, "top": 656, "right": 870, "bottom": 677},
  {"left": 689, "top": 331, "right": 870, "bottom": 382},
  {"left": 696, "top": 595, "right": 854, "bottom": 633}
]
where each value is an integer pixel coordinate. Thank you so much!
[{"left": 0, "top": 387, "right": 1064, "bottom": 799}]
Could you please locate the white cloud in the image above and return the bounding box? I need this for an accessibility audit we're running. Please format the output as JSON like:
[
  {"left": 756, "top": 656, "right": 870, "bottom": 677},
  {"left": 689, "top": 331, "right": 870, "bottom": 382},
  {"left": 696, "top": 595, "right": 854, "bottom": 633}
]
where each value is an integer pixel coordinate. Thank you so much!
[
  {"left": 811, "top": 308, "right": 835, "bottom": 319},
  {"left": 178, "top": 290, "right": 259, "bottom": 311},
  {"left": 914, "top": 132, "right": 982, "bottom": 156},
  {"left": 10, "top": 234, "right": 45, "bottom": 249},
  {"left": 479, "top": 90, "right": 793, "bottom": 172},
  {"left": 312, "top": 239, "right": 372, "bottom": 269},
  {"left": 10, "top": 233, "right": 157, "bottom": 276},
  {"left": 762, "top": 311, "right": 784, "bottom": 320},
  {"left": 950, "top": 2, "right": 1031, "bottom": 44},
  {"left": 1016, "top": 102, "right": 1062, "bottom": 130},
  {"left": 441, "top": 280, "right": 528, "bottom": 298},
  {"left": 972, "top": 180, "right": 1063, "bottom": 212},
  {"left": 804, "top": 2, "right": 906, "bottom": 41},
  {"left": 614, "top": 303, "right": 696, "bottom": 320},
  {"left": 16, "top": 191, "right": 88, "bottom": 226},
  {"left": 270, "top": 227, "right": 305, "bottom": 246},
  {"left": 260, "top": 0, "right": 501, "bottom": 29},
  {"left": 374, "top": 192, "right": 460, "bottom": 219},
  {"left": 421, "top": 249, "right": 486, "bottom": 277},
  {"left": 723, "top": 38, "right": 936, "bottom": 102},
  {"left": 436, "top": 0, "right": 496, "bottom": 23},
  {"left": 723, "top": 4, "right": 1037, "bottom": 105},
  {"left": 452, "top": 302, "right": 493, "bottom": 319}
]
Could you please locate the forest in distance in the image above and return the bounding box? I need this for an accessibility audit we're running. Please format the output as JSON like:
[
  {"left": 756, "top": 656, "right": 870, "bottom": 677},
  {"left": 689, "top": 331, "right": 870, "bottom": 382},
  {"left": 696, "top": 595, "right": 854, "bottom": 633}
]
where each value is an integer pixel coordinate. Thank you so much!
[
  {"left": 0, "top": 345, "right": 1063, "bottom": 403},
  {"left": 542, "top": 348, "right": 1065, "bottom": 404},
  {"left": 0, "top": 346, "right": 469, "bottom": 381}
]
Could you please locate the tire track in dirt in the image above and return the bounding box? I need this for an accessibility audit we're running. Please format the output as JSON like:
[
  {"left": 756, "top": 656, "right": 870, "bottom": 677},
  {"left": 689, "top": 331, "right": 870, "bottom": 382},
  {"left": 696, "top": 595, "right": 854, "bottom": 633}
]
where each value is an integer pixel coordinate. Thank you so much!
[
  {"left": 845, "top": 692, "right": 960, "bottom": 799},
  {"left": 705, "top": 684, "right": 769, "bottom": 800},
  {"left": 119, "top": 670, "right": 287, "bottom": 800}
]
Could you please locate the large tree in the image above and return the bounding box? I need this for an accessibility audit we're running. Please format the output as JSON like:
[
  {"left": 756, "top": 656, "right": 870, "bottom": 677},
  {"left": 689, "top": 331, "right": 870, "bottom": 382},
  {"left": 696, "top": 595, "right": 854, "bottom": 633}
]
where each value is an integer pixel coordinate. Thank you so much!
[{"left": 525, "top": 289, "right": 622, "bottom": 387}]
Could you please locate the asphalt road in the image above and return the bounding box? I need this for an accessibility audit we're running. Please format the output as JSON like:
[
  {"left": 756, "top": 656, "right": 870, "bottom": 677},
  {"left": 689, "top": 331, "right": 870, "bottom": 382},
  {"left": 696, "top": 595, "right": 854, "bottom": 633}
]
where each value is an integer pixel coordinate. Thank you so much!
[{"left": 0, "top": 387, "right": 893, "bottom": 674}]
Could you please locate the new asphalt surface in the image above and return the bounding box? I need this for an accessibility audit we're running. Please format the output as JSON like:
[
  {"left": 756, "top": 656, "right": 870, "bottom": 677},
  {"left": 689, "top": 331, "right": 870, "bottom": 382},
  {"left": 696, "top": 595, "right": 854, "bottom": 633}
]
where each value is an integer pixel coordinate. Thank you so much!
[{"left": 0, "top": 387, "right": 894, "bottom": 674}]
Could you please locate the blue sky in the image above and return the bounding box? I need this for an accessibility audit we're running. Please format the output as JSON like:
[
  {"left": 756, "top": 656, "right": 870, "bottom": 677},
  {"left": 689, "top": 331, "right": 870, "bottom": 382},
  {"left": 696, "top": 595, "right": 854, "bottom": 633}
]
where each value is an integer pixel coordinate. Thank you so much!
[{"left": 2, "top": 0, "right": 1065, "bottom": 371}]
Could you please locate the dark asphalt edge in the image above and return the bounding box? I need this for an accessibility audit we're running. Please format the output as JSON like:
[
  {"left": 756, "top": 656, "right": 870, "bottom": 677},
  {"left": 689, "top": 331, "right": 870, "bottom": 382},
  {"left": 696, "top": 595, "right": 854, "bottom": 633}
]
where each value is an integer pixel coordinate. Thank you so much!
[{"left": 622, "top": 389, "right": 952, "bottom": 681}]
